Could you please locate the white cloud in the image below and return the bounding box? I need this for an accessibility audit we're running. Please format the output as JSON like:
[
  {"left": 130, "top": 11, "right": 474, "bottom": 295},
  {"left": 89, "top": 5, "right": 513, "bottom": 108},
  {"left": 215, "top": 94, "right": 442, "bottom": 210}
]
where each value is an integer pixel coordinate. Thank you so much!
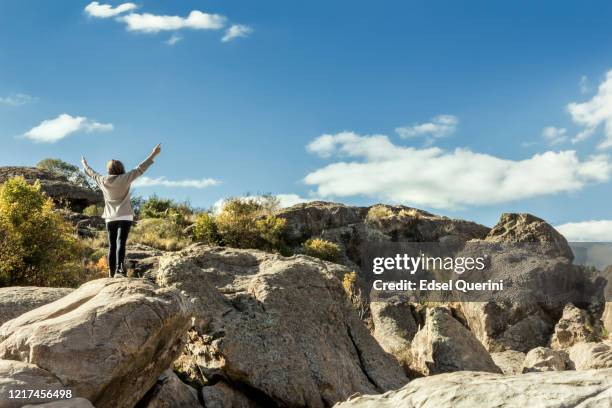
[
  {"left": 0, "top": 93, "right": 36, "bottom": 106},
  {"left": 23, "top": 113, "right": 113, "bottom": 143},
  {"left": 133, "top": 176, "right": 221, "bottom": 189},
  {"left": 118, "top": 10, "right": 226, "bottom": 33},
  {"left": 304, "top": 131, "right": 612, "bottom": 210},
  {"left": 556, "top": 220, "right": 612, "bottom": 242},
  {"left": 165, "top": 34, "right": 182, "bottom": 46},
  {"left": 567, "top": 70, "right": 612, "bottom": 149},
  {"left": 395, "top": 114, "right": 458, "bottom": 143},
  {"left": 84, "top": 2, "right": 137, "bottom": 18},
  {"left": 542, "top": 126, "right": 568, "bottom": 145},
  {"left": 222, "top": 24, "right": 253, "bottom": 42}
]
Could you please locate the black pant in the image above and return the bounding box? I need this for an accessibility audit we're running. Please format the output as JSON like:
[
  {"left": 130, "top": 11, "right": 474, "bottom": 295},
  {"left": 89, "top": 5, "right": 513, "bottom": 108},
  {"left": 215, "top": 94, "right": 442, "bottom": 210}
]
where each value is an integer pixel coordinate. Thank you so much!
[{"left": 106, "top": 220, "right": 132, "bottom": 277}]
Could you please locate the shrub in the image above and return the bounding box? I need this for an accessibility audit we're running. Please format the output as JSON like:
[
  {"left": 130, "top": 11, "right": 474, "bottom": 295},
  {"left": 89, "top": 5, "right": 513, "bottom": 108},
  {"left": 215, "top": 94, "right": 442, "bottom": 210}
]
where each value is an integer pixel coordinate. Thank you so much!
[
  {"left": 366, "top": 205, "right": 394, "bottom": 222},
  {"left": 302, "top": 238, "right": 341, "bottom": 262},
  {"left": 129, "top": 218, "right": 191, "bottom": 251},
  {"left": 256, "top": 215, "right": 287, "bottom": 251},
  {"left": 193, "top": 197, "right": 287, "bottom": 253},
  {"left": 0, "top": 177, "right": 82, "bottom": 287},
  {"left": 193, "top": 212, "right": 221, "bottom": 245},
  {"left": 83, "top": 204, "right": 103, "bottom": 217},
  {"left": 215, "top": 197, "right": 286, "bottom": 250},
  {"left": 139, "top": 195, "right": 195, "bottom": 229}
]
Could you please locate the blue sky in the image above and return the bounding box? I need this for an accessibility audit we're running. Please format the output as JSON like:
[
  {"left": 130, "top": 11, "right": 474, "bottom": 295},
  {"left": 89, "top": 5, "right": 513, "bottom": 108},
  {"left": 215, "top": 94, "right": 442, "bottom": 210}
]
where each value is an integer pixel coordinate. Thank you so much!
[{"left": 2, "top": 0, "right": 612, "bottom": 238}]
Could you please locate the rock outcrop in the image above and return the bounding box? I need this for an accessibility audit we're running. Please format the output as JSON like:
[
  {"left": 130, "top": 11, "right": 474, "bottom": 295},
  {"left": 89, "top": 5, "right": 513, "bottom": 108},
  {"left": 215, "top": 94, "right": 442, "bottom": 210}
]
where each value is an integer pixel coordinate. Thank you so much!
[
  {"left": 551, "top": 304, "right": 600, "bottom": 350},
  {"left": 0, "top": 167, "right": 102, "bottom": 212},
  {"left": 484, "top": 213, "right": 573, "bottom": 260},
  {"left": 276, "top": 202, "right": 489, "bottom": 267},
  {"left": 410, "top": 307, "right": 501, "bottom": 376},
  {"left": 568, "top": 341, "right": 612, "bottom": 370},
  {"left": 0, "top": 287, "right": 73, "bottom": 326},
  {"left": 333, "top": 369, "right": 612, "bottom": 408},
  {"left": 460, "top": 213, "right": 598, "bottom": 352},
  {"left": 0, "top": 278, "right": 192, "bottom": 408},
  {"left": 522, "top": 347, "right": 568, "bottom": 373},
  {"left": 155, "top": 244, "right": 407, "bottom": 408}
]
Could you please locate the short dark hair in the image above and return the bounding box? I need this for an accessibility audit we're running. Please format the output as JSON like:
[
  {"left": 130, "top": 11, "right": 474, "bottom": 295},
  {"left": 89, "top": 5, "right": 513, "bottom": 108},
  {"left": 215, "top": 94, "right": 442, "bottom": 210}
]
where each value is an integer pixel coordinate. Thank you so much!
[{"left": 107, "top": 160, "right": 125, "bottom": 175}]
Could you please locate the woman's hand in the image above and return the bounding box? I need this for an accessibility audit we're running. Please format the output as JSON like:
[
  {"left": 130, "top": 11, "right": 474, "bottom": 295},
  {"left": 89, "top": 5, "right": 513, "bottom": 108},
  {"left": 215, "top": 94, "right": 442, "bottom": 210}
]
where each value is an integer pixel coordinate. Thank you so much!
[{"left": 151, "top": 144, "right": 161, "bottom": 157}]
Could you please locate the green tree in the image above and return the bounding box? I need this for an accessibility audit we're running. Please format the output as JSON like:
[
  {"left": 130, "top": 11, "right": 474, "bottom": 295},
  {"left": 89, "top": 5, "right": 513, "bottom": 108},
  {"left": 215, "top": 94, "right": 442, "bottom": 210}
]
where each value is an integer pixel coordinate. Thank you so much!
[
  {"left": 37, "top": 158, "right": 96, "bottom": 190},
  {"left": 0, "top": 177, "right": 82, "bottom": 287}
]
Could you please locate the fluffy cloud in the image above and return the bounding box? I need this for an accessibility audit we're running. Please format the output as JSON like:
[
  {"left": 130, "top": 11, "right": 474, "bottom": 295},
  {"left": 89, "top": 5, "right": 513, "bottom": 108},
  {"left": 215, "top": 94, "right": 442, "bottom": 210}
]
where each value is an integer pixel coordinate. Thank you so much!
[
  {"left": 133, "top": 176, "right": 220, "bottom": 189},
  {"left": 395, "top": 115, "right": 458, "bottom": 142},
  {"left": 0, "top": 93, "right": 36, "bottom": 106},
  {"left": 222, "top": 24, "right": 253, "bottom": 42},
  {"left": 23, "top": 113, "right": 113, "bottom": 143},
  {"left": 542, "top": 126, "right": 568, "bottom": 145},
  {"left": 84, "top": 2, "right": 137, "bottom": 18},
  {"left": 556, "top": 220, "right": 612, "bottom": 242},
  {"left": 84, "top": 3, "right": 251, "bottom": 43},
  {"left": 567, "top": 70, "right": 612, "bottom": 148},
  {"left": 118, "top": 10, "right": 226, "bottom": 33},
  {"left": 304, "top": 131, "right": 612, "bottom": 209}
]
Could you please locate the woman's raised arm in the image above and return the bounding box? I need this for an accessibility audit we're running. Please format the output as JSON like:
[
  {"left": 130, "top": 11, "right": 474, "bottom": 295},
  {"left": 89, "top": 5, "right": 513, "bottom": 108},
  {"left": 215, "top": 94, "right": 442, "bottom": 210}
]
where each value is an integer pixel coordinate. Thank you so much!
[{"left": 126, "top": 144, "right": 162, "bottom": 183}]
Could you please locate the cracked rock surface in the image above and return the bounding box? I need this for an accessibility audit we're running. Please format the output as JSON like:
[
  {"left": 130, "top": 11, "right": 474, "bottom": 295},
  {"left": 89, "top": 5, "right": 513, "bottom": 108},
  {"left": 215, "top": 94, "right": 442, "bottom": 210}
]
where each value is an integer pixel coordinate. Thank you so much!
[
  {"left": 155, "top": 244, "right": 407, "bottom": 408},
  {"left": 333, "top": 369, "right": 612, "bottom": 408}
]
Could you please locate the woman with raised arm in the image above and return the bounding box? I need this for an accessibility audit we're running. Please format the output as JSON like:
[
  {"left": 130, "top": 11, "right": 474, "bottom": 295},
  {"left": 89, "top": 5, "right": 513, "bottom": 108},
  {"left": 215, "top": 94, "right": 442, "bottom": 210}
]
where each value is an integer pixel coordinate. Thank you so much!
[{"left": 81, "top": 144, "right": 161, "bottom": 277}]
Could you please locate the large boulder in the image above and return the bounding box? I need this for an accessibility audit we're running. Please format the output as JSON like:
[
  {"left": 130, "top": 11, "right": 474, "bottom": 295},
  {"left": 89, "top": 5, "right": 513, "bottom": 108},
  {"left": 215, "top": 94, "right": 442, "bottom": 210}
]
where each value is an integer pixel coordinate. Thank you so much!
[
  {"left": 410, "top": 307, "right": 501, "bottom": 376},
  {"left": 155, "top": 245, "right": 407, "bottom": 408},
  {"left": 485, "top": 213, "right": 573, "bottom": 260},
  {"left": 139, "top": 370, "right": 201, "bottom": 408},
  {"left": 0, "top": 287, "right": 73, "bottom": 326},
  {"left": 459, "top": 213, "right": 599, "bottom": 352},
  {"left": 0, "top": 359, "right": 65, "bottom": 408},
  {"left": 0, "top": 167, "right": 102, "bottom": 212},
  {"left": 0, "top": 278, "right": 192, "bottom": 408},
  {"left": 551, "top": 304, "right": 600, "bottom": 350},
  {"left": 333, "top": 369, "right": 612, "bottom": 408},
  {"left": 522, "top": 347, "right": 568, "bottom": 373},
  {"left": 370, "top": 298, "right": 419, "bottom": 370},
  {"left": 568, "top": 341, "right": 612, "bottom": 370}
]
